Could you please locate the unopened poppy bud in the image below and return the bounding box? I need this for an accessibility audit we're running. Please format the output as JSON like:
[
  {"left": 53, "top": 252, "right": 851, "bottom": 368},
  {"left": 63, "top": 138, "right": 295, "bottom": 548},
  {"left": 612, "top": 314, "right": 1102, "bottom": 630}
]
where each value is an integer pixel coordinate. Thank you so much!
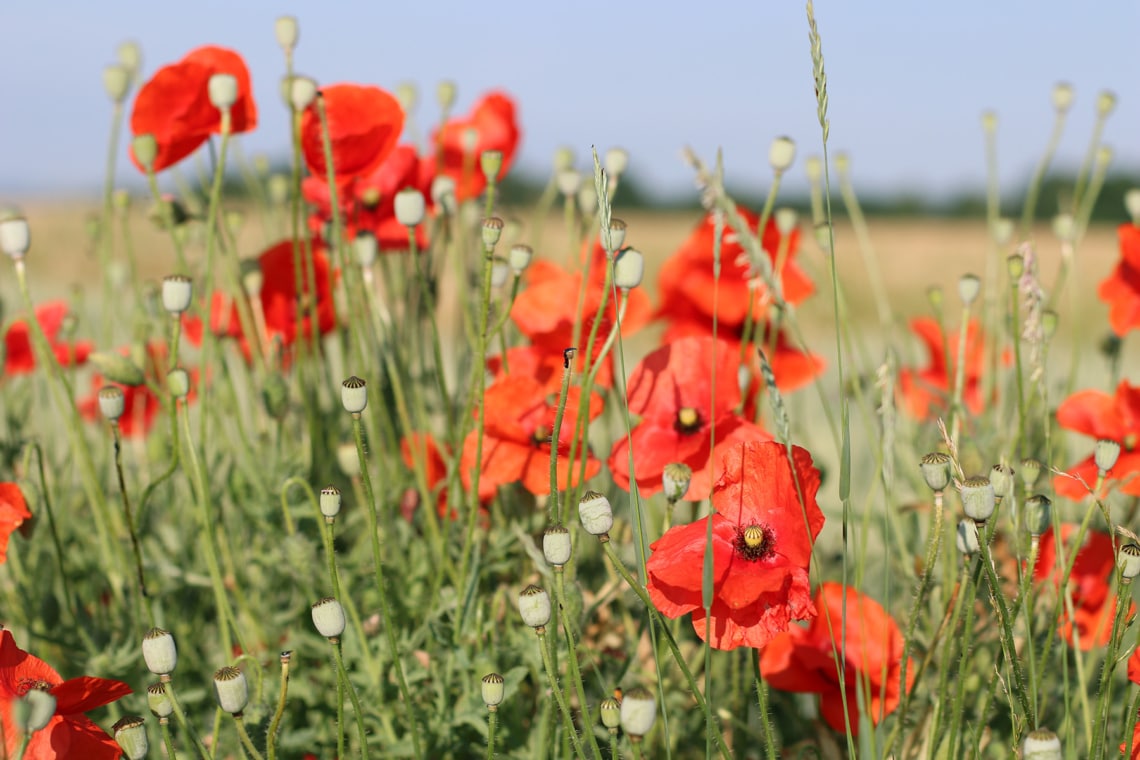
[
  {"left": 518, "top": 585, "right": 552, "bottom": 630},
  {"left": 213, "top": 666, "right": 249, "bottom": 715},
  {"left": 1020, "top": 458, "right": 1043, "bottom": 488},
  {"left": 768, "top": 136, "right": 796, "bottom": 173},
  {"left": 957, "top": 274, "right": 981, "bottom": 306},
  {"left": 579, "top": 491, "right": 614, "bottom": 537},
  {"left": 1022, "top": 728, "right": 1061, "bottom": 759},
  {"left": 956, "top": 519, "right": 980, "bottom": 556},
  {"left": 320, "top": 486, "right": 342, "bottom": 520},
  {"left": 98, "top": 385, "right": 125, "bottom": 422},
  {"left": 600, "top": 696, "right": 622, "bottom": 731},
  {"left": 0, "top": 215, "right": 30, "bottom": 259},
  {"left": 341, "top": 376, "right": 368, "bottom": 414},
  {"left": 275, "top": 15, "right": 299, "bottom": 52},
  {"left": 508, "top": 244, "right": 533, "bottom": 274},
  {"left": 920, "top": 453, "right": 952, "bottom": 493},
  {"left": 132, "top": 134, "right": 158, "bottom": 171},
  {"left": 395, "top": 188, "right": 426, "bottom": 228},
  {"left": 604, "top": 148, "right": 629, "bottom": 178},
  {"left": 352, "top": 233, "right": 377, "bottom": 268},
  {"left": 90, "top": 351, "right": 145, "bottom": 386},
  {"left": 481, "top": 150, "right": 503, "bottom": 183},
  {"left": 162, "top": 274, "right": 192, "bottom": 315},
  {"left": 553, "top": 146, "right": 575, "bottom": 172},
  {"left": 311, "top": 597, "right": 347, "bottom": 639},
  {"left": 147, "top": 683, "right": 173, "bottom": 718},
  {"left": 960, "top": 476, "right": 996, "bottom": 523},
  {"left": 143, "top": 627, "right": 177, "bottom": 675},
  {"left": 1118, "top": 543, "right": 1140, "bottom": 581},
  {"left": 436, "top": 80, "right": 457, "bottom": 112},
  {"left": 556, "top": 169, "right": 582, "bottom": 197},
  {"left": 543, "top": 525, "right": 572, "bottom": 567},
  {"left": 16, "top": 688, "right": 55, "bottom": 733},
  {"left": 620, "top": 687, "right": 656, "bottom": 739},
  {"left": 1052, "top": 213, "right": 1075, "bottom": 243},
  {"left": 662, "top": 463, "right": 693, "bottom": 503},
  {"left": 1007, "top": 254, "right": 1024, "bottom": 279},
  {"left": 208, "top": 74, "right": 238, "bottom": 111},
  {"left": 117, "top": 41, "right": 142, "bottom": 79},
  {"left": 481, "top": 673, "right": 505, "bottom": 710},
  {"left": 989, "top": 464, "right": 1015, "bottom": 501},
  {"left": 482, "top": 217, "right": 504, "bottom": 249},
  {"left": 113, "top": 715, "right": 149, "bottom": 760},
  {"left": 614, "top": 248, "right": 644, "bottom": 290},
  {"left": 603, "top": 219, "right": 627, "bottom": 253},
  {"left": 1050, "top": 82, "right": 1074, "bottom": 113},
  {"left": 167, "top": 368, "right": 190, "bottom": 399},
  {"left": 1024, "top": 495, "right": 1051, "bottom": 537},
  {"left": 103, "top": 64, "right": 130, "bottom": 102},
  {"left": 1097, "top": 90, "right": 1117, "bottom": 117},
  {"left": 774, "top": 207, "right": 798, "bottom": 236},
  {"left": 290, "top": 76, "right": 318, "bottom": 111},
  {"left": 577, "top": 186, "right": 597, "bottom": 217},
  {"left": 991, "top": 217, "right": 1014, "bottom": 246},
  {"left": 1095, "top": 439, "right": 1121, "bottom": 475}
]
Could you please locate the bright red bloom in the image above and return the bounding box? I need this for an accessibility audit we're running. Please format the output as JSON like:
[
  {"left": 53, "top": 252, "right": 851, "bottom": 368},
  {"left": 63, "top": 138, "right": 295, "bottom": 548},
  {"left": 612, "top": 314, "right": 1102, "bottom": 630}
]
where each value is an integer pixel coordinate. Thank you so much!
[
  {"left": 2, "top": 302, "right": 92, "bottom": 376},
  {"left": 609, "top": 337, "right": 770, "bottom": 502},
  {"left": 898, "top": 317, "right": 986, "bottom": 420},
  {"left": 130, "top": 45, "right": 257, "bottom": 172},
  {"left": 760, "top": 583, "right": 913, "bottom": 736},
  {"left": 401, "top": 432, "right": 451, "bottom": 520},
  {"left": 300, "top": 84, "right": 405, "bottom": 182},
  {"left": 460, "top": 375, "right": 603, "bottom": 497},
  {"left": 0, "top": 483, "right": 31, "bottom": 564},
  {"left": 1054, "top": 381, "right": 1140, "bottom": 499},
  {"left": 433, "top": 92, "right": 520, "bottom": 201},
  {"left": 1033, "top": 525, "right": 1134, "bottom": 650},
  {"left": 0, "top": 630, "right": 131, "bottom": 759},
  {"left": 646, "top": 441, "right": 823, "bottom": 649},
  {"left": 1098, "top": 224, "right": 1140, "bottom": 336}
]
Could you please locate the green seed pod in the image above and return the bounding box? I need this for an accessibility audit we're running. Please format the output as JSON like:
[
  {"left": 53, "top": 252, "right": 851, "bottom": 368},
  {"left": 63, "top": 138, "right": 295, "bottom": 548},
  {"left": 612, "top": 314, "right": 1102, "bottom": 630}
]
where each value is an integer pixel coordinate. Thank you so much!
[
  {"left": 1021, "top": 727, "right": 1062, "bottom": 759},
  {"left": 518, "top": 585, "right": 551, "bottom": 630},
  {"left": 959, "top": 476, "right": 996, "bottom": 524},
  {"left": 213, "top": 666, "right": 249, "bottom": 715},
  {"left": 1023, "top": 495, "right": 1051, "bottom": 537},
  {"left": 1019, "top": 458, "right": 1043, "bottom": 488},
  {"left": 920, "top": 453, "right": 952, "bottom": 493},
  {"left": 620, "top": 687, "right": 657, "bottom": 739},
  {"left": 1117, "top": 543, "right": 1140, "bottom": 581},
  {"left": 341, "top": 376, "right": 368, "bottom": 414},
  {"left": 142, "top": 628, "right": 177, "bottom": 676},
  {"left": 481, "top": 217, "right": 504, "bottom": 249},
  {"left": 89, "top": 351, "right": 146, "bottom": 387},
  {"left": 311, "top": 597, "right": 347, "bottom": 639},
  {"left": 956, "top": 519, "right": 980, "bottom": 556},
  {"left": 1095, "top": 439, "right": 1122, "bottom": 475},
  {"left": 542, "top": 525, "right": 572, "bottom": 567},
  {"left": 663, "top": 463, "right": 694, "bottom": 503},
  {"left": 578, "top": 491, "right": 613, "bottom": 538},
  {"left": 112, "top": 715, "right": 149, "bottom": 760},
  {"left": 600, "top": 696, "right": 621, "bottom": 730},
  {"left": 147, "top": 683, "right": 173, "bottom": 718},
  {"left": 989, "top": 464, "right": 1015, "bottom": 501},
  {"left": 481, "top": 673, "right": 505, "bottom": 710}
]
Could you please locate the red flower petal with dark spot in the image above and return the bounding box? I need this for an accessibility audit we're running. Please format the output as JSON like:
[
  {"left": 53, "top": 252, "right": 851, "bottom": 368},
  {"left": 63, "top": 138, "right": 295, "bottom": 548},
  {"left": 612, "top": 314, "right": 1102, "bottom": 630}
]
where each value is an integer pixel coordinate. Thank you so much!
[{"left": 301, "top": 84, "right": 405, "bottom": 182}]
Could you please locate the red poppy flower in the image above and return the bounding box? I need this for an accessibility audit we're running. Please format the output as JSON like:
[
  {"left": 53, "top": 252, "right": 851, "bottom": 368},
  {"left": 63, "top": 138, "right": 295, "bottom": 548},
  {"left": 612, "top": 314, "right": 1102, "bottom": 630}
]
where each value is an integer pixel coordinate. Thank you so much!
[
  {"left": 1054, "top": 381, "right": 1140, "bottom": 499},
  {"left": 898, "top": 317, "right": 987, "bottom": 420},
  {"left": 78, "top": 343, "right": 190, "bottom": 439},
  {"left": 646, "top": 441, "right": 823, "bottom": 649},
  {"left": 0, "top": 482, "right": 31, "bottom": 564},
  {"left": 433, "top": 91, "right": 521, "bottom": 201},
  {"left": 0, "top": 629, "right": 132, "bottom": 759},
  {"left": 300, "top": 84, "right": 404, "bottom": 183},
  {"left": 760, "top": 582, "right": 913, "bottom": 736},
  {"left": 460, "top": 374, "right": 603, "bottom": 497},
  {"left": 1033, "top": 525, "right": 1134, "bottom": 650},
  {"left": 1098, "top": 223, "right": 1140, "bottom": 336},
  {"left": 609, "top": 337, "right": 771, "bottom": 502},
  {"left": 129, "top": 45, "right": 257, "bottom": 172},
  {"left": 658, "top": 208, "right": 813, "bottom": 331},
  {"left": 3, "top": 302, "right": 92, "bottom": 376}
]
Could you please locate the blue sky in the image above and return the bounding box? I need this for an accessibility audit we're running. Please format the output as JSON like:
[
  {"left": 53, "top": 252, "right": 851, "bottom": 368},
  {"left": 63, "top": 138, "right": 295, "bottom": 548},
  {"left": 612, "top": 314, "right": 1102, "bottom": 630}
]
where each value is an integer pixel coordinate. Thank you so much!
[{"left": 1, "top": 1, "right": 1136, "bottom": 199}]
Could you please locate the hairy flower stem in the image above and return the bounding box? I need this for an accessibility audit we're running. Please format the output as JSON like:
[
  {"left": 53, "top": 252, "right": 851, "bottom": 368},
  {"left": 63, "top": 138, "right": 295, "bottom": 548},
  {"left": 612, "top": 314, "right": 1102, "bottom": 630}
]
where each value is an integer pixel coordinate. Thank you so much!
[
  {"left": 232, "top": 714, "right": 266, "bottom": 760},
  {"left": 942, "top": 559, "right": 983, "bottom": 758},
  {"left": 555, "top": 570, "right": 604, "bottom": 760},
  {"left": 485, "top": 709, "right": 498, "bottom": 760},
  {"left": 162, "top": 679, "right": 211, "bottom": 760},
  {"left": 751, "top": 649, "right": 778, "bottom": 760},
  {"left": 549, "top": 355, "right": 574, "bottom": 524},
  {"left": 111, "top": 422, "right": 154, "bottom": 626},
  {"left": 159, "top": 720, "right": 177, "bottom": 759},
  {"left": 1089, "top": 572, "right": 1131, "bottom": 759},
  {"left": 330, "top": 640, "right": 369, "bottom": 759},
  {"left": 977, "top": 533, "right": 1034, "bottom": 727},
  {"left": 266, "top": 652, "right": 292, "bottom": 760},
  {"left": 352, "top": 415, "right": 423, "bottom": 759},
  {"left": 537, "top": 629, "right": 588, "bottom": 760}
]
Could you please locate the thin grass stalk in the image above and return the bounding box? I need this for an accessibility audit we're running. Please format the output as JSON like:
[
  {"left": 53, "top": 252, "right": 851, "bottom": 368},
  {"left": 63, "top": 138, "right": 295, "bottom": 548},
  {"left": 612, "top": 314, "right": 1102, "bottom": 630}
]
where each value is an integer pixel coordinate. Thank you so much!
[
  {"left": 110, "top": 421, "right": 154, "bottom": 626},
  {"left": 265, "top": 651, "right": 292, "bottom": 760},
  {"left": 98, "top": 98, "right": 125, "bottom": 345}
]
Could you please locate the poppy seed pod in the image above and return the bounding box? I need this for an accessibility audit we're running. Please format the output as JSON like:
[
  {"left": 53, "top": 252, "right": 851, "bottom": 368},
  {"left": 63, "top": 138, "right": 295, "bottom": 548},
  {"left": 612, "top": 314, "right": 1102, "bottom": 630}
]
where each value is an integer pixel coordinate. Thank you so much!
[
  {"left": 146, "top": 683, "right": 173, "bottom": 718},
  {"left": 1021, "top": 728, "right": 1061, "bottom": 760},
  {"left": 1007, "top": 254, "right": 1025, "bottom": 279},
  {"left": 395, "top": 81, "right": 417, "bottom": 112},
  {"left": 662, "top": 463, "right": 693, "bottom": 503},
  {"left": 208, "top": 74, "right": 238, "bottom": 112},
  {"left": 1097, "top": 89, "right": 1117, "bottom": 117},
  {"left": 1051, "top": 82, "right": 1074, "bottom": 112},
  {"left": 1095, "top": 439, "right": 1121, "bottom": 475},
  {"left": 142, "top": 627, "right": 177, "bottom": 676},
  {"left": 311, "top": 597, "right": 347, "bottom": 639},
  {"left": 213, "top": 666, "right": 249, "bottom": 715},
  {"left": 556, "top": 169, "right": 582, "bottom": 197},
  {"left": 605, "top": 147, "right": 629, "bottom": 178},
  {"left": 577, "top": 186, "right": 598, "bottom": 217},
  {"left": 991, "top": 217, "right": 1014, "bottom": 246},
  {"left": 957, "top": 274, "right": 981, "bottom": 306},
  {"left": 956, "top": 519, "right": 980, "bottom": 556},
  {"left": 1118, "top": 543, "right": 1140, "bottom": 581},
  {"left": 613, "top": 248, "right": 644, "bottom": 290},
  {"left": 578, "top": 491, "right": 613, "bottom": 537},
  {"left": 112, "top": 716, "right": 149, "bottom": 760},
  {"left": 290, "top": 76, "right": 318, "bottom": 112},
  {"left": 491, "top": 257, "right": 511, "bottom": 288},
  {"left": 619, "top": 687, "right": 656, "bottom": 739},
  {"left": 132, "top": 134, "right": 158, "bottom": 172},
  {"left": 16, "top": 689, "right": 56, "bottom": 733},
  {"left": 1024, "top": 495, "right": 1051, "bottom": 537},
  {"left": 0, "top": 215, "right": 30, "bottom": 260},
  {"left": 804, "top": 154, "right": 822, "bottom": 182},
  {"left": 394, "top": 188, "right": 426, "bottom": 228},
  {"left": 920, "top": 452, "right": 952, "bottom": 493},
  {"left": 553, "top": 146, "right": 575, "bottom": 172},
  {"left": 98, "top": 385, "right": 126, "bottom": 422},
  {"left": 599, "top": 696, "right": 621, "bottom": 731},
  {"left": 989, "top": 464, "right": 1015, "bottom": 501},
  {"left": 602, "top": 218, "right": 627, "bottom": 253},
  {"left": 162, "top": 274, "right": 193, "bottom": 315},
  {"left": 167, "top": 368, "right": 190, "bottom": 400},
  {"left": 319, "top": 486, "right": 342, "bottom": 520},
  {"left": 480, "top": 150, "right": 503, "bottom": 183},
  {"left": 481, "top": 217, "right": 504, "bottom": 249},
  {"left": 275, "top": 15, "right": 299, "bottom": 51},
  {"left": 960, "top": 476, "right": 996, "bottom": 523},
  {"left": 481, "top": 673, "right": 505, "bottom": 710},
  {"left": 508, "top": 244, "right": 533, "bottom": 274},
  {"left": 341, "top": 376, "right": 368, "bottom": 414},
  {"left": 518, "top": 585, "right": 552, "bottom": 630},
  {"left": 353, "top": 233, "right": 378, "bottom": 268},
  {"left": 774, "top": 207, "right": 798, "bottom": 237},
  {"left": 542, "top": 525, "right": 572, "bottom": 567},
  {"left": 431, "top": 176, "right": 457, "bottom": 214},
  {"left": 1020, "top": 458, "right": 1043, "bottom": 488},
  {"left": 117, "top": 41, "right": 142, "bottom": 78},
  {"left": 1124, "top": 189, "right": 1140, "bottom": 222},
  {"left": 1052, "top": 213, "right": 1075, "bottom": 243},
  {"left": 103, "top": 64, "right": 131, "bottom": 103},
  {"left": 768, "top": 136, "right": 796, "bottom": 173}
]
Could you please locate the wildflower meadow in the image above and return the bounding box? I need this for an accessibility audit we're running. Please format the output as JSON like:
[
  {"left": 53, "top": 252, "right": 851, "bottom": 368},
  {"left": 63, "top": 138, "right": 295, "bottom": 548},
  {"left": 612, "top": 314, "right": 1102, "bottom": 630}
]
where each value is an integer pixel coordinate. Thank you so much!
[{"left": 3, "top": 5, "right": 1140, "bottom": 759}]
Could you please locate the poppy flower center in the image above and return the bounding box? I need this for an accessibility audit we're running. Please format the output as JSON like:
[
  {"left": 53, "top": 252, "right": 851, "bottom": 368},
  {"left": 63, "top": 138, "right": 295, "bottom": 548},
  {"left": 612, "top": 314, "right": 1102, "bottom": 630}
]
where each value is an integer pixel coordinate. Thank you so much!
[
  {"left": 359, "top": 187, "right": 381, "bottom": 208},
  {"left": 675, "top": 407, "right": 702, "bottom": 435},
  {"left": 16, "top": 677, "right": 55, "bottom": 697},
  {"left": 734, "top": 523, "right": 774, "bottom": 562},
  {"left": 531, "top": 425, "right": 552, "bottom": 447}
]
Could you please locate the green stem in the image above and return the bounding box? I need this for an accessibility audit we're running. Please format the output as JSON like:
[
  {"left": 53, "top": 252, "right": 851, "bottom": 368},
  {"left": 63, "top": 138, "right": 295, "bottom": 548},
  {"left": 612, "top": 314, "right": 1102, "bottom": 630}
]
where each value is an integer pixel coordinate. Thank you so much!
[
  {"left": 162, "top": 679, "right": 211, "bottom": 760},
  {"left": 331, "top": 640, "right": 370, "bottom": 759},
  {"left": 111, "top": 423, "right": 154, "bottom": 626},
  {"left": 265, "top": 652, "right": 292, "bottom": 760},
  {"left": 233, "top": 714, "right": 266, "bottom": 760},
  {"left": 977, "top": 531, "right": 1034, "bottom": 727},
  {"left": 537, "top": 630, "right": 588, "bottom": 760},
  {"left": 485, "top": 710, "right": 498, "bottom": 760},
  {"left": 555, "top": 570, "right": 604, "bottom": 760}
]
